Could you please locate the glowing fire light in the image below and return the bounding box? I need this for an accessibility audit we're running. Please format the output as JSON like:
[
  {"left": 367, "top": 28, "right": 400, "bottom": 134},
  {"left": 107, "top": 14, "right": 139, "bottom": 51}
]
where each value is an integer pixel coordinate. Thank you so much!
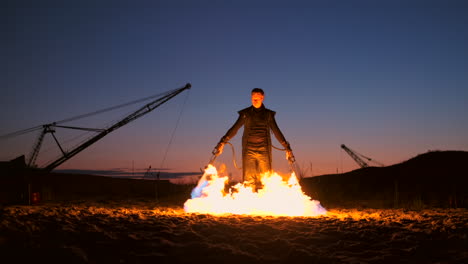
[{"left": 184, "top": 165, "right": 327, "bottom": 217}]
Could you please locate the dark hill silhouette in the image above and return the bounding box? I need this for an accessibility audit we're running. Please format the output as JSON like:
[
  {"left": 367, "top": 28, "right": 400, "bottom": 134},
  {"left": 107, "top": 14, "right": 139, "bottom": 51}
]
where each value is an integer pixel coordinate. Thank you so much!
[
  {"left": 301, "top": 150, "right": 468, "bottom": 208},
  {"left": 2, "top": 151, "right": 467, "bottom": 208},
  {"left": 0, "top": 156, "right": 194, "bottom": 205}
]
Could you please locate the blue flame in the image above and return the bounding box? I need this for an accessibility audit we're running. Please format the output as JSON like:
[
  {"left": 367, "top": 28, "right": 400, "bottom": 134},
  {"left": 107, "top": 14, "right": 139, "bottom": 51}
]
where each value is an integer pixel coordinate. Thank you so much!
[{"left": 191, "top": 180, "right": 209, "bottom": 198}]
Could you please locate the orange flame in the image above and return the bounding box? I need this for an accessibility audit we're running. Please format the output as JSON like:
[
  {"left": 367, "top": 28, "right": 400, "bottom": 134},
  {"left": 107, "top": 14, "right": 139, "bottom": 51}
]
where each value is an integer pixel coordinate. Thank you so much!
[{"left": 184, "top": 164, "right": 327, "bottom": 217}]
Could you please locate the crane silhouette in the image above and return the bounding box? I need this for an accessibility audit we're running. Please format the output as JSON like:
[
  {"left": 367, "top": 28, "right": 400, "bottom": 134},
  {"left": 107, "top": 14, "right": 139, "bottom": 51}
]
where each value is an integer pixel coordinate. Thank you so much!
[{"left": 341, "top": 144, "right": 384, "bottom": 168}]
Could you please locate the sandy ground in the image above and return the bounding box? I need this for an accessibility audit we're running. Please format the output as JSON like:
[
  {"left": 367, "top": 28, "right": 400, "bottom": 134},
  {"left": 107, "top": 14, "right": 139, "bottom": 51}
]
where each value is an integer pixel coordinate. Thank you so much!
[{"left": 1, "top": 199, "right": 467, "bottom": 264}]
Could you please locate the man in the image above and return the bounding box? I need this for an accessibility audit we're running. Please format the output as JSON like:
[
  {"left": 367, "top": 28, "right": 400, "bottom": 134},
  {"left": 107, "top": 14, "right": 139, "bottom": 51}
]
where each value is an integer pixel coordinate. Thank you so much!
[{"left": 213, "top": 88, "right": 294, "bottom": 191}]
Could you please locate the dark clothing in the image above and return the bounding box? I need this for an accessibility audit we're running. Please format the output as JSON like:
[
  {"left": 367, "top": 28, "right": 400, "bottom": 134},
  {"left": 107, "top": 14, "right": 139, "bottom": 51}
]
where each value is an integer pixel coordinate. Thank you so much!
[{"left": 220, "top": 105, "right": 289, "bottom": 188}]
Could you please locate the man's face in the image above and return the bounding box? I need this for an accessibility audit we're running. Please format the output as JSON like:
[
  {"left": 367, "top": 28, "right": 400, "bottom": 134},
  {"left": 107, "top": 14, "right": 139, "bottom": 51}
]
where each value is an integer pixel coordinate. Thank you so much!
[{"left": 251, "top": 92, "right": 264, "bottom": 108}]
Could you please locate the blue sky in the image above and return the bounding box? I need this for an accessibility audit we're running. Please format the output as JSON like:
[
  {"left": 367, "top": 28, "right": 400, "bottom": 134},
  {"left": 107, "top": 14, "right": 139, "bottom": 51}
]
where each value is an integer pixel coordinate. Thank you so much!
[{"left": 2, "top": 0, "right": 468, "bottom": 180}]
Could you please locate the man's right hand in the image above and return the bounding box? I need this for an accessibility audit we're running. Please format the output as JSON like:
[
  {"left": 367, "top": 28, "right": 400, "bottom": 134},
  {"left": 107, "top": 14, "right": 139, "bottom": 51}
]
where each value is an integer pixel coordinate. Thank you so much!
[
  {"left": 213, "top": 142, "right": 225, "bottom": 156},
  {"left": 286, "top": 149, "right": 295, "bottom": 163}
]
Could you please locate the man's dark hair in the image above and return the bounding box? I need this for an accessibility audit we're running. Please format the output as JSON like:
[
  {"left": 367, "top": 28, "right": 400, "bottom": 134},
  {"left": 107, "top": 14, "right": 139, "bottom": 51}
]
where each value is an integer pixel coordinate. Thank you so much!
[{"left": 251, "top": 88, "right": 264, "bottom": 95}]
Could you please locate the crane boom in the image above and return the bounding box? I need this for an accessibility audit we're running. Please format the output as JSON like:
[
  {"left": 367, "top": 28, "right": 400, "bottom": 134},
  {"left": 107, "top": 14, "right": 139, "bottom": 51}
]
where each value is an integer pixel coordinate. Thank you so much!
[
  {"left": 43, "top": 83, "right": 191, "bottom": 172},
  {"left": 341, "top": 144, "right": 369, "bottom": 168},
  {"left": 341, "top": 144, "right": 384, "bottom": 168}
]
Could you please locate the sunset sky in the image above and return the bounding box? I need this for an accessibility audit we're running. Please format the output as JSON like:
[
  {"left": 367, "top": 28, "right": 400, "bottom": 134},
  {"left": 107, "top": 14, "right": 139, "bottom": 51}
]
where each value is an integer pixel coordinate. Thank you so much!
[{"left": 2, "top": 0, "right": 468, "bottom": 181}]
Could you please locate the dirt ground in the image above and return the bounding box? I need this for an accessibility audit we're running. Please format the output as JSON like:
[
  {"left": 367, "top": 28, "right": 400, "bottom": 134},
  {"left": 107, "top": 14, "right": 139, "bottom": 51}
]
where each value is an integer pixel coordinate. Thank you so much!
[{"left": 1, "top": 199, "right": 467, "bottom": 263}]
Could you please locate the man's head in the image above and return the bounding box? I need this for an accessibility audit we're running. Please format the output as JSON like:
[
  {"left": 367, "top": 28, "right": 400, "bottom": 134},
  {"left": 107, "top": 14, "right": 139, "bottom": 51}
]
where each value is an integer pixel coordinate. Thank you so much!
[{"left": 251, "top": 88, "right": 264, "bottom": 108}]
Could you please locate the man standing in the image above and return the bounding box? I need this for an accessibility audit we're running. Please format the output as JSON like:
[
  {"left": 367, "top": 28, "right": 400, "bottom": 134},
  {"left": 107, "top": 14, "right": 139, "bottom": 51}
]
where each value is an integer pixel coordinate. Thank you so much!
[{"left": 213, "top": 88, "right": 294, "bottom": 191}]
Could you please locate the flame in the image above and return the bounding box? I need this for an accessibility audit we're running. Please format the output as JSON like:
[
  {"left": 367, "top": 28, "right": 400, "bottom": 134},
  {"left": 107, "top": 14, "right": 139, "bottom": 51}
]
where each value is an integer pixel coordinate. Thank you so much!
[{"left": 184, "top": 164, "right": 327, "bottom": 217}]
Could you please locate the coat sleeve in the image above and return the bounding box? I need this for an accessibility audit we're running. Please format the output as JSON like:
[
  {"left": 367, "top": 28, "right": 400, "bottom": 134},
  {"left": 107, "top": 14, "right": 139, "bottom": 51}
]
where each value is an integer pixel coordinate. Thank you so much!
[
  {"left": 219, "top": 113, "right": 245, "bottom": 143},
  {"left": 269, "top": 112, "right": 291, "bottom": 150}
]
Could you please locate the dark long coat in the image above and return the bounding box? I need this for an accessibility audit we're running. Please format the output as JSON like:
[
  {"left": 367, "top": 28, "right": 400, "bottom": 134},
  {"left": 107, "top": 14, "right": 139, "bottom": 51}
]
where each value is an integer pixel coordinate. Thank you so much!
[{"left": 220, "top": 104, "right": 289, "bottom": 182}]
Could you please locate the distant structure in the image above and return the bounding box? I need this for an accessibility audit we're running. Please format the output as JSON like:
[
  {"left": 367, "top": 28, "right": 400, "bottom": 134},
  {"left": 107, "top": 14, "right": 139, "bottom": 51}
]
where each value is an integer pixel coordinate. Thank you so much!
[
  {"left": 1, "top": 83, "right": 191, "bottom": 172},
  {"left": 341, "top": 144, "right": 384, "bottom": 168},
  {"left": 143, "top": 166, "right": 154, "bottom": 180},
  {"left": 0, "top": 84, "right": 191, "bottom": 205}
]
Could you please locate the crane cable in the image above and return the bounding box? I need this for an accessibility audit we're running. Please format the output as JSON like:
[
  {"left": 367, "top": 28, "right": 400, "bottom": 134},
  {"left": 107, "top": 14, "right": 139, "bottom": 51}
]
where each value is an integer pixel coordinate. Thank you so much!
[
  {"left": 0, "top": 125, "right": 43, "bottom": 140},
  {"left": 0, "top": 89, "right": 178, "bottom": 140},
  {"left": 55, "top": 89, "right": 178, "bottom": 125},
  {"left": 155, "top": 88, "right": 191, "bottom": 180}
]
